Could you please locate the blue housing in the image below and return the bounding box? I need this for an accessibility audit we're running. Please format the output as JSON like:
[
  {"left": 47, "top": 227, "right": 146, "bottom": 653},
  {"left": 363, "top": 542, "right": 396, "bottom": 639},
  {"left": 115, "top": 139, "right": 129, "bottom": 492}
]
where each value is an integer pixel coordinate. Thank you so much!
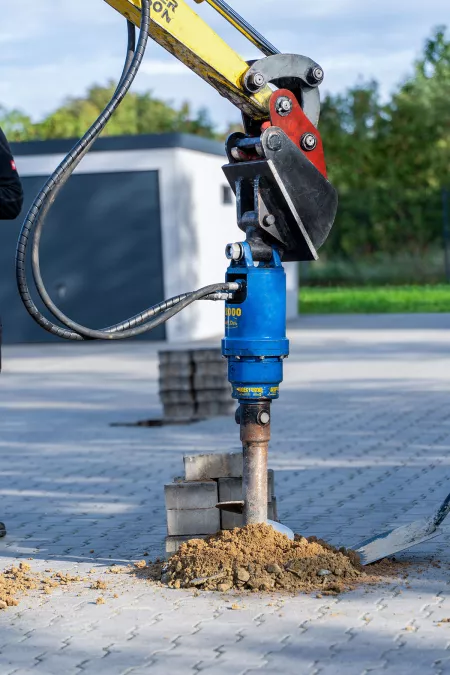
[{"left": 222, "top": 243, "right": 289, "bottom": 400}]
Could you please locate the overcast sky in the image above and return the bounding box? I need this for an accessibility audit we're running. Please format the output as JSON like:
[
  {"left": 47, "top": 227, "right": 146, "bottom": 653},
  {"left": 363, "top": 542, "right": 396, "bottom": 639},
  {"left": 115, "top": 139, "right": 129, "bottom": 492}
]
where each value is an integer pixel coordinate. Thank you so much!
[{"left": 0, "top": 0, "right": 448, "bottom": 130}]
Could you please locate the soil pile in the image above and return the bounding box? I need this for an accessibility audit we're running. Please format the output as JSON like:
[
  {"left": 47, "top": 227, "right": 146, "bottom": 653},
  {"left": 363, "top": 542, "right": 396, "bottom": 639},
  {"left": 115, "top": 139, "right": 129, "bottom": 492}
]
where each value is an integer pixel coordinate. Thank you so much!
[{"left": 141, "top": 524, "right": 367, "bottom": 594}]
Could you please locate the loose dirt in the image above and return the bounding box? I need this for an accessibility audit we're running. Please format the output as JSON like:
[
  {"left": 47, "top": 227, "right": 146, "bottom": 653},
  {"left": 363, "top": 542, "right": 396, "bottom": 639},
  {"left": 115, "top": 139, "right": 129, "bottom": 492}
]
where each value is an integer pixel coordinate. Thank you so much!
[
  {"left": 0, "top": 562, "right": 84, "bottom": 609},
  {"left": 137, "top": 524, "right": 398, "bottom": 594},
  {"left": 0, "top": 562, "right": 115, "bottom": 610}
]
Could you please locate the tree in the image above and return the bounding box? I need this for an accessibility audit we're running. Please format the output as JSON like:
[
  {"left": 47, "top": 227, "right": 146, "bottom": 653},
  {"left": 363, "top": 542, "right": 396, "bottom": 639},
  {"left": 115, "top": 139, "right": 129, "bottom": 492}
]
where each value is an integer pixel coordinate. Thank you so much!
[
  {"left": 0, "top": 82, "right": 218, "bottom": 142},
  {"left": 318, "top": 25, "right": 450, "bottom": 258}
]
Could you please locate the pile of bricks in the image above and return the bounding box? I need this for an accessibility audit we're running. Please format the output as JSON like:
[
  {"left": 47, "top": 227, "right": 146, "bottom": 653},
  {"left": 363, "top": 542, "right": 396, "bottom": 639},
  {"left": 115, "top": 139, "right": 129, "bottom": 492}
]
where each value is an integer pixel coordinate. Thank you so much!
[
  {"left": 159, "top": 348, "right": 235, "bottom": 423},
  {"left": 164, "top": 452, "right": 278, "bottom": 555}
]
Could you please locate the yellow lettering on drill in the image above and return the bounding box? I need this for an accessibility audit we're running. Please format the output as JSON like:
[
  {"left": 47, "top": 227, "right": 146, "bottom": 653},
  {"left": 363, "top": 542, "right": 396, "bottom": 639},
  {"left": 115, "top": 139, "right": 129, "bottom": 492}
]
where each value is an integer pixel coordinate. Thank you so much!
[{"left": 236, "top": 387, "right": 263, "bottom": 394}]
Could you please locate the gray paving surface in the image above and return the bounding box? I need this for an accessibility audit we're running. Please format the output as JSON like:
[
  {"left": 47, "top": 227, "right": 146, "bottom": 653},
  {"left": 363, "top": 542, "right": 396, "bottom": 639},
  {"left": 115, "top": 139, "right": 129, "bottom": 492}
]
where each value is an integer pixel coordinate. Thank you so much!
[{"left": 1, "top": 314, "right": 450, "bottom": 674}]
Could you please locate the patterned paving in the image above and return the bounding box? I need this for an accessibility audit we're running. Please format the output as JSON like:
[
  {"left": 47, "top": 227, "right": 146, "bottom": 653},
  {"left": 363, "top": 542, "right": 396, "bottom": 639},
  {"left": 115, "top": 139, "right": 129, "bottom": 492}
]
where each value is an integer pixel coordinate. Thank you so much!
[{"left": 1, "top": 314, "right": 450, "bottom": 674}]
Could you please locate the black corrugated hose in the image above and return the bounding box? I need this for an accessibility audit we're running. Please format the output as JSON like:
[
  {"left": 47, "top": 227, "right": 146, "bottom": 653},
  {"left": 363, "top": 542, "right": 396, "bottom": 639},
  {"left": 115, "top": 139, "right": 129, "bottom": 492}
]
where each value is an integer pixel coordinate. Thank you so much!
[{"left": 15, "top": 1, "right": 236, "bottom": 341}]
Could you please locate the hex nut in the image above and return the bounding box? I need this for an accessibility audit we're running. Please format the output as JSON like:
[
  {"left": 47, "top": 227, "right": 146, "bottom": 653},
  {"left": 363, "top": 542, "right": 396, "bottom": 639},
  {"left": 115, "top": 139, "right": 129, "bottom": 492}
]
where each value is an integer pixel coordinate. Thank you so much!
[
  {"left": 300, "top": 133, "right": 318, "bottom": 152},
  {"left": 266, "top": 133, "right": 282, "bottom": 152},
  {"left": 275, "top": 96, "right": 293, "bottom": 116},
  {"left": 246, "top": 72, "right": 265, "bottom": 92}
]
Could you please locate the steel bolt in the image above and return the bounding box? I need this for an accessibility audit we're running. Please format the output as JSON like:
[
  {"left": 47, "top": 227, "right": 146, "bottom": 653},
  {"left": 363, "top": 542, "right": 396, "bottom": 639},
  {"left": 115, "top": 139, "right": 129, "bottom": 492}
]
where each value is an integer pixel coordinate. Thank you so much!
[
  {"left": 275, "top": 96, "right": 293, "bottom": 116},
  {"left": 263, "top": 214, "right": 276, "bottom": 228},
  {"left": 258, "top": 411, "right": 270, "bottom": 426},
  {"left": 246, "top": 71, "right": 265, "bottom": 92},
  {"left": 225, "top": 243, "right": 243, "bottom": 261},
  {"left": 307, "top": 66, "right": 324, "bottom": 85},
  {"left": 266, "top": 132, "right": 282, "bottom": 152},
  {"left": 300, "top": 132, "right": 317, "bottom": 152}
]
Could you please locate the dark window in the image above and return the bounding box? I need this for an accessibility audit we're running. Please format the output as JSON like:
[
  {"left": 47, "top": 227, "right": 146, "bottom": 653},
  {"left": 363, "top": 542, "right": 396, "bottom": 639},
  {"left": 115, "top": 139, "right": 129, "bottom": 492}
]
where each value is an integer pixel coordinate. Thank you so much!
[{"left": 0, "top": 170, "right": 165, "bottom": 343}]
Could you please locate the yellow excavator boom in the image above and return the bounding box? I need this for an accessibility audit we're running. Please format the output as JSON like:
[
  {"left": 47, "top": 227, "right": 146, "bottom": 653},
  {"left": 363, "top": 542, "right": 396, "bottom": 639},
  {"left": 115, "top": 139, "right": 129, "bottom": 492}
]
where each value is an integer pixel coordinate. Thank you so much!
[{"left": 103, "top": 0, "right": 273, "bottom": 120}]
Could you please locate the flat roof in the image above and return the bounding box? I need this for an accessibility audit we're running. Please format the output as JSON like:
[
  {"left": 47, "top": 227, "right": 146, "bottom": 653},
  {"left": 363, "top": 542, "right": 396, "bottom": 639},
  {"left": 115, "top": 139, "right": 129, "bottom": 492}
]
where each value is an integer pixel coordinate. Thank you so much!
[{"left": 10, "top": 133, "right": 226, "bottom": 157}]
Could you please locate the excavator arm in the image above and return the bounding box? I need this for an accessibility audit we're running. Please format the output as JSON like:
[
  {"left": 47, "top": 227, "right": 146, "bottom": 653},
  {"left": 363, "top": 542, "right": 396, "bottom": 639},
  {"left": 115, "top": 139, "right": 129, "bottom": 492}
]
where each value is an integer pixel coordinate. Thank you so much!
[
  {"left": 104, "top": 0, "right": 273, "bottom": 119},
  {"left": 103, "top": 0, "right": 338, "bottom": 261}
]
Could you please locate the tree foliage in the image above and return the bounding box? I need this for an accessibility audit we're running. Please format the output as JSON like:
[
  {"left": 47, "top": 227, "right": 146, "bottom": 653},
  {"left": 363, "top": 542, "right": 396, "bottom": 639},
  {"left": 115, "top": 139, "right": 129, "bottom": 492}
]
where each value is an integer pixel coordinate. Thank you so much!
[
  {"left": 0, "top": 82, "right": 217, "bottom": 142},
  {"left": 320, "top": 26, "right": 450, "bottom": 257}
]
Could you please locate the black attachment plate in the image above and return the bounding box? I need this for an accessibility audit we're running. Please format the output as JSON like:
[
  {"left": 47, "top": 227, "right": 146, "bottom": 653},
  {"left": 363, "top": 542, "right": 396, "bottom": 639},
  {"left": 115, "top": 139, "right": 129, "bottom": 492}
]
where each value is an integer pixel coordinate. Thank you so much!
[{"left": 222, "top": 128, "right": 338, "bottom": 262}]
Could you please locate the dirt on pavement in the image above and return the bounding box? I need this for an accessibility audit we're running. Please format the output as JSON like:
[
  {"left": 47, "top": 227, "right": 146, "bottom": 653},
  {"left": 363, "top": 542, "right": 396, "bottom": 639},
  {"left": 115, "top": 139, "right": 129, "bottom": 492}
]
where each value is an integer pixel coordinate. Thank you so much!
[{"left": 137, "top": 523, "right": 395, "bottom": 594}]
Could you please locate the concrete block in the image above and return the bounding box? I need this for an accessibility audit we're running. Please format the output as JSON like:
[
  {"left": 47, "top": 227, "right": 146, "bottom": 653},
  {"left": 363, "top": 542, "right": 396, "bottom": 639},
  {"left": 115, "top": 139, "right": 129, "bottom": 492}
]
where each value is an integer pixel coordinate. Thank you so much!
[
  {"left": 163, "top": 403, "right": 195, "bottom": 420},
  {"left": 166, "top": 508, "right": 220, "bottom": 536},
  {"left": 165, "top": 534, "right": 209, "bottom": 556},
  {"left": 268, "top": 469, "right": 275, "bottom": 499},
  {"left": 218, "top": 475, "right": 273, "bottom": 503},
  {"left": 159, "top": 349, "right": 192, "bottom": 366},
  {"left": 164, "top": 481, "right": 218, "bottom": 510},
  {"left": 193, "top": 375, "right": 228, "bottom": 390},
  {"left": 192, "top": 349, "right": 223, "bottom": 364},
  {"left": 184, "top": 452, "right": 243, "bottom": 480},
  {"left": 159, "top": 363, "right": 192, "bottom": 378},
  {"left": 218, "top": 475, "right": 276, "bottom": 529},
  {"left": 221, "top": 509, "right": 243, "bottom": 530},
  {"left": 195, "top": 362, "right": 227, "bottom": 377},
  {"left": 195, "top": 401, "right": 235, "bottom": 418},
  {"left": 220, "top": 504, "right": 273, "bottom": 530},
  {"left": 195, "top": 389, "right": 232, "bottom": 403},
  {"left": 271, "top": 495, "right": 279, "bottom": 521},
  {"left": 159, "top": 377, "right": 192, "bottom": 392},
  {"left": 160, "top": 391, "right": 194, "bottom": 405}
]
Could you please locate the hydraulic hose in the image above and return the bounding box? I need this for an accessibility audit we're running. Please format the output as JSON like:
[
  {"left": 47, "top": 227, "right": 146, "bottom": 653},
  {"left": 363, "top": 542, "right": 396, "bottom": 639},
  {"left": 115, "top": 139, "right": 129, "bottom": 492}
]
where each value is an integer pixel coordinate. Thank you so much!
[{"left": 16, "top": 2, "right": 235, "bottom": 341}]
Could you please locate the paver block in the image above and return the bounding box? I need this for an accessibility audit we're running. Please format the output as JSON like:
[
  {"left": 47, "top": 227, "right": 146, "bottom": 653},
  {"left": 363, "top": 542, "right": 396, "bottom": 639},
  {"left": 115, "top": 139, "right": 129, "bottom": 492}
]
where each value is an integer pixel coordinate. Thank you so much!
[
  {"left": 158, "top": 349, "right": 192, "bottom": 365},
  {"left": 164, "top": 481, "right": 218, "bottom": 510},
  {"left": 160, "top": 391, "right": 194, "bottom": 405},
  {"left": 192, "top": 349, "right": 224, "bottom": 363},
  {"left": 165, "top": 534, "right": 209, "bottom": 555},
  {"left": 218, "top": 476, "right": 275, "bottom": 528},
  {"left": 166, "top": 508, "right": 220, "bottom": 535},
  {"left": 163, "top": 403, "right": 195, "bottom": 420},
  {"left": 194, "top": 375, "right": 229, "bottom": 389},
  {"left": 159, "top": 377, "right": 192, "bottom": 392},
  {"left": 194, "top": 362, "right": 227, "bottom": 377},
  {"left": 195, "top": 401, "right": 235, "bottom": 418},
  {"left": 218, "top": 476, "right": 273, "bottom": 503},
  {"left": 159, "top": 363, "right": 192, "bottom": 378},
  {"left": 195, "top": 388, "right": 232, "bottom": 403},
  {"left": 184, "top": 452, "right": 243, "bottom": 480}
]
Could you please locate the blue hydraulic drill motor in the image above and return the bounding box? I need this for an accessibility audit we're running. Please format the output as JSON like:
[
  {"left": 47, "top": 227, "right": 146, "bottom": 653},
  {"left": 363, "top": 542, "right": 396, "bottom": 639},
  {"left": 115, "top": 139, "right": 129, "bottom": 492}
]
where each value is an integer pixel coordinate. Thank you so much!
[
  {"left": 222, "top": 242, "right": 289, "bottom": 525},
  {"left": 222, "top": 241, "right": 289, "bottom": 401}
]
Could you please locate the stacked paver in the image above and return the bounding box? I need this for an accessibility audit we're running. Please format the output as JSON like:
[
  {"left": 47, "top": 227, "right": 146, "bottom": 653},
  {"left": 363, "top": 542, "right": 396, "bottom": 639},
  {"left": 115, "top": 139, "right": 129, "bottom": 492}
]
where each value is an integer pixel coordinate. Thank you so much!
[
  {"left": 165, "top": 452, "right": 278, "bottom": 555},
  {"left": 159, "top": 348, "right": 235, "bottom": 422}
]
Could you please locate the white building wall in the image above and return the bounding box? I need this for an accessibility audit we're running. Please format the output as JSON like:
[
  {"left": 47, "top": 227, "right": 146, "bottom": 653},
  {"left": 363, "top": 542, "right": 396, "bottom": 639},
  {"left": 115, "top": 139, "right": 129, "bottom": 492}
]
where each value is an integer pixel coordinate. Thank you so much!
[
  {"left": 163, "top": 148, "right": 299, "bottom": 341},
  {"left": 15, "top": 144, "right": 298, "bottom": 344},
  {"left": 163, "top": 148, "right": 240, "bottom": 342}
]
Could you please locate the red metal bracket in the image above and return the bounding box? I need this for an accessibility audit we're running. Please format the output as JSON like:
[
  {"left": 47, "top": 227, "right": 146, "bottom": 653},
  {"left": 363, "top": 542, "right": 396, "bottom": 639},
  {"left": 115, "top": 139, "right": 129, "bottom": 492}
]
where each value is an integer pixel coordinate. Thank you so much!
[{"left": 263, "top": 88, "right": 328, "bottom": 179}]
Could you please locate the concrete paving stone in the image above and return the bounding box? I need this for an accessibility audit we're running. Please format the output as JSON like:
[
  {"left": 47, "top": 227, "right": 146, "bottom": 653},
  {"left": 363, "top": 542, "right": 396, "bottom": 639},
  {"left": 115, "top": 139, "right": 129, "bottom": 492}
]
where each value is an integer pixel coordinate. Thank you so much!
[
  {"left": 166, "top": 507, "right": 220, "bottom": 536},
  {"left": 164, "top": 481, "right": 218, "bottom": 510},
  {"left": 184, "top": 452, "right": 243, "bottom": 480},
  {"left": 3, "top": 316, "right": 450, "bottom": 674}
]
